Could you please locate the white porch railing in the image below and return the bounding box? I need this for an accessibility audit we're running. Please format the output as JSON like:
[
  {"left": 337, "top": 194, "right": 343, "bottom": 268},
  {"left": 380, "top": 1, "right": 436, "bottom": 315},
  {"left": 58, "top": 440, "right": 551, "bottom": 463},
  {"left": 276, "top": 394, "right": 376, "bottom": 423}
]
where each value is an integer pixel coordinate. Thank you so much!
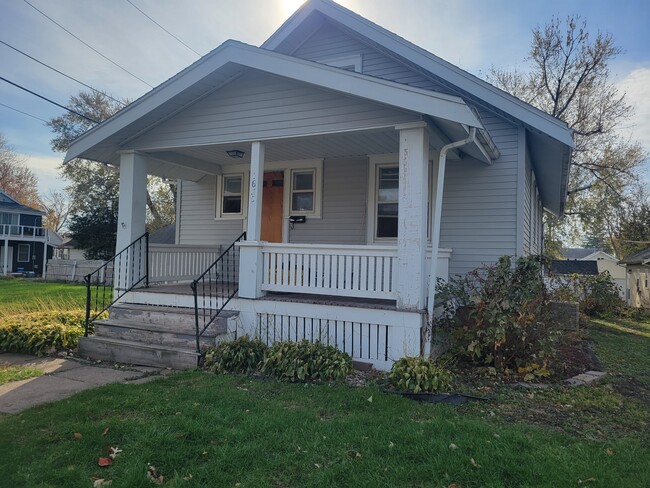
[
  {"left": 0, "top": 224, "right": 48, "bottom": 239},
  {"left": 257, "top": 242, "right": 452, "bottom": 300},
  {"left": 149, "top": 244, "right": 223, "bottom": 283},
  {"left": 260, "top": 243, "right": 397, "bottom": 299}
]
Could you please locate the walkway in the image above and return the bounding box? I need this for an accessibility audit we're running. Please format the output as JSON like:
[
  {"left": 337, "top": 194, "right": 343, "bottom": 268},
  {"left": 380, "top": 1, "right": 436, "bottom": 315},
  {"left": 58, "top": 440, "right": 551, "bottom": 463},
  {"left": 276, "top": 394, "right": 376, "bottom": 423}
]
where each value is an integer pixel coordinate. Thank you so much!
[{"left": 0, "top": 353, "right": 172, "bottom": 414}]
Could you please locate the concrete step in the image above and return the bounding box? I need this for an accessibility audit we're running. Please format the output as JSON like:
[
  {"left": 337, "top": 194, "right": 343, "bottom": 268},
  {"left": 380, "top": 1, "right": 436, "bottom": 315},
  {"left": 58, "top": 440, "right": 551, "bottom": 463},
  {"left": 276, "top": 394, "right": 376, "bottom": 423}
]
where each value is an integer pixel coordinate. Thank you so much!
[
  {"left": 109, "top": 303, "right": 237, "bottom": 330},
  {"left": 78, "top": 336, "right": 200, "bottom": 369},
  {"left": 94, "top": 319, "right": 222, "bottom": 349}
]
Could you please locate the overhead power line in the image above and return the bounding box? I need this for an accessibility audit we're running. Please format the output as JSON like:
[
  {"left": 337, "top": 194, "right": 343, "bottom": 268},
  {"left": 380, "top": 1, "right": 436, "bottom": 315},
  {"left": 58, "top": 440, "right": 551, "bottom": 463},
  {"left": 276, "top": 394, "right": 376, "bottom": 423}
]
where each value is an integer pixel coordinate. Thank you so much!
[
  {"left": 0, "top": 101, "right": 48, "bottom": 122},
  {"left": 22, "top": 0, "right": 154, "bottom": 89},
  {"left": 125, "top": 0, "right": 201, "bottom": 57},
  {"left": 0, "top": 40, "right": 126, "bottom": 107},
  {"left": 0, "top": 76, "right": 99, "bottom": 123}
]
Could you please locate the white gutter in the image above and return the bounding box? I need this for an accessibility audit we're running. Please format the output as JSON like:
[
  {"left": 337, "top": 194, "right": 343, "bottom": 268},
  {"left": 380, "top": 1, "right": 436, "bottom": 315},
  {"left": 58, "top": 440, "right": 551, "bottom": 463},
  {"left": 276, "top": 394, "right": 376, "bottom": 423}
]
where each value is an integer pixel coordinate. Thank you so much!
[{"left": 425, "top": 127, "right": 478, "bottom": 357}]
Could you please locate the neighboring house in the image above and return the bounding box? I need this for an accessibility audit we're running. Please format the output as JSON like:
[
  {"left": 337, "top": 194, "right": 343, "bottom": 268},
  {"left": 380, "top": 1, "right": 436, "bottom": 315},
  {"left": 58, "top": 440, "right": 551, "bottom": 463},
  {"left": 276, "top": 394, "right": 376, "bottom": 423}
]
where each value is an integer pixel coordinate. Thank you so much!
[
  {"left": 549, "top": 260, "right": 599, "bottom": 276},
  {"left": 63, "top": 0, "right": 573, "bottom": 370},
  {"left": 619, "top": 247, "right": 650, "bottom": 309},
  {"left": 560, "top": 248, "right": 627, "bottom": 298},
  {"left": 0, "top": 190, "right": 55, "bottom": 276},
  {"left": 54, "top": 237, "right": 86, "bottom": 261}
]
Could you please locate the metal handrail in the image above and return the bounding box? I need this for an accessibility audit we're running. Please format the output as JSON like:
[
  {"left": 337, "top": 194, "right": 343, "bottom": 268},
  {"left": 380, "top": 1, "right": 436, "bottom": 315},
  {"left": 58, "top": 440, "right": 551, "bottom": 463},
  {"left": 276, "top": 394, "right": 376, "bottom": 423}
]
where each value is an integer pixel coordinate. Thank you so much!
[
  {"left": 83, "top": 232, "right": 149, "bottom": 336},
  {"left": 191, "top": 232, "right": 245, "bottom": 353}
]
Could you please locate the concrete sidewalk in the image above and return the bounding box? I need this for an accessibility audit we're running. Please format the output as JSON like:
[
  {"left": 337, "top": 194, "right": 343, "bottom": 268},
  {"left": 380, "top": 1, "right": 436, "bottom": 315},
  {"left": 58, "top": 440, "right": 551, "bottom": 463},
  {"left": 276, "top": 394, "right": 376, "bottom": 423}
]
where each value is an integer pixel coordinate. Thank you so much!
[{"left": 0, "top": 353, "right": 171, "bottom": 414}]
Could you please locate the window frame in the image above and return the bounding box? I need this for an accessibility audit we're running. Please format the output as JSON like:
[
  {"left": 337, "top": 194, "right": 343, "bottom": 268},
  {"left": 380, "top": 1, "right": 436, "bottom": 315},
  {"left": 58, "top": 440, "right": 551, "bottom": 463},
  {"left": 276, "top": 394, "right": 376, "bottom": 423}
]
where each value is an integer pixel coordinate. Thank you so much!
[
  {"left": 367, "top": 156, "right": 435, "bottom": 243},
  {"left": 17, "top": 243, "right": 30, "bottom": 263},
  {"left": 215, "top": 172, "right": 248, "bottom": 220},
  {"left": 313, "top": 54, "right": 363, "bottom": 73},
  {"left": 289, "top": 168, "right": 317, "bottom": 216}
]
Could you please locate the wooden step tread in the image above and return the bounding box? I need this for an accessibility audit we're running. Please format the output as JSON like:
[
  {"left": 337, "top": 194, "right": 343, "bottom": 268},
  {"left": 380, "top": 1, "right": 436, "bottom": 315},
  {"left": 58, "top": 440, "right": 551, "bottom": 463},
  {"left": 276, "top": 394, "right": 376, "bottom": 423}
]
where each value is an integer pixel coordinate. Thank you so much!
[
  {"left": 113, "top": 302, "right": 239, "bottom": 318},
  {"left": 94, "top": 318, "right": 225, "bottom": 336}
]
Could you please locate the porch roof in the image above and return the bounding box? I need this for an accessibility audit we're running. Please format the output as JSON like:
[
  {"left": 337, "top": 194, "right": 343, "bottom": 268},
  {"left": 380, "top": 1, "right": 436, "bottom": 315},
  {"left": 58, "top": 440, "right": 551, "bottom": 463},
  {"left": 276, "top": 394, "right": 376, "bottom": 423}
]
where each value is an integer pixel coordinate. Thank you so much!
[{"left": 63, "top": 42, "right": 487, "bottom": 167}]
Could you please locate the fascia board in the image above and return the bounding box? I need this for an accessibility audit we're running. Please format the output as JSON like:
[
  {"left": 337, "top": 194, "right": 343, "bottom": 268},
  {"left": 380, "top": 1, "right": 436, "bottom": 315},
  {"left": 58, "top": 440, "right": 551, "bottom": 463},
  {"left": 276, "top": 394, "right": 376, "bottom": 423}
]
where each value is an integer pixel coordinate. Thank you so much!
[
  {"left": 65, "top": 42, "right": 482, "bottom": 163},
  {"left": 264, "top": 0, "right": 574, "bottom": 149}
]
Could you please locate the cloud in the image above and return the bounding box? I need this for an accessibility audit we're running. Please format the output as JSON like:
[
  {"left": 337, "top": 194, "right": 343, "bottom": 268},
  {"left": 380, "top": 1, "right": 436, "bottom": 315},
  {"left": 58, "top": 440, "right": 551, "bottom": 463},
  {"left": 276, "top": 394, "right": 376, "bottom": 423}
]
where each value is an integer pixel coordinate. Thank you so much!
[
  {"left": 18, "top": 153, "right": 68, "bottom": 195},
  {"left": 618, "top": 67, "right": 650, "bottom": 152}
]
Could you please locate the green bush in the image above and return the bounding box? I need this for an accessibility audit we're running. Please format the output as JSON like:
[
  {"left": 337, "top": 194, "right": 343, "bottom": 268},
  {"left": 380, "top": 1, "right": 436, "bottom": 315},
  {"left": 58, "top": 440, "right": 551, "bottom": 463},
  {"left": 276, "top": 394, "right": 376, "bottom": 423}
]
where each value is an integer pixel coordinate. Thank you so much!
[
  {"left": 0, "top": 310, "right": 88, "bottom": 354},
  {"left": 261, "top": 340, "right": 352, "bottom": 382},
  {"left": 389, "top": 356, "right": 453, "bottom": 393},
  {"left": 548, "top": 271, "right": 626, "bottom": 317},
  {"left": 203, "top": 336, "right": 268, "bottom": 374},
  {"left": 437, "top": 255, "right": 558, "bottom": 374}
]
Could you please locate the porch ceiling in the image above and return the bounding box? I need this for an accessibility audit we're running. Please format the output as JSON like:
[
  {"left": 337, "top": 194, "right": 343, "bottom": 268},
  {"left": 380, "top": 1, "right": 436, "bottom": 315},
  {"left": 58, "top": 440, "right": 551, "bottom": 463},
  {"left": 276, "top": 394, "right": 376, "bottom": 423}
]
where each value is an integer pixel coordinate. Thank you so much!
[{"left": 141, "top": 125, "right": 477, "bottom": 181}]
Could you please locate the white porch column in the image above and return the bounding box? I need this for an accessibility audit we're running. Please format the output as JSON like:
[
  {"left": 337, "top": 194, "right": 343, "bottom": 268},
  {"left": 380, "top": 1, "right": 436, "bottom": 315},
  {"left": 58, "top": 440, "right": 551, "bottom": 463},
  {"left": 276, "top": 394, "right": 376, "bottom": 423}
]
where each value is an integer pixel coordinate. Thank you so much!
[
  {"left": 2, "top": 239, "right": 8, "bottom": 276},
  {"left": 240, "top": 142, "right": 265, "bottom": 298},
  {"left": 395, "top": 122, "right": 429, "bottom": 311},
  {"left": 115, "top": 151, "right": 148, "bottom": 291}
]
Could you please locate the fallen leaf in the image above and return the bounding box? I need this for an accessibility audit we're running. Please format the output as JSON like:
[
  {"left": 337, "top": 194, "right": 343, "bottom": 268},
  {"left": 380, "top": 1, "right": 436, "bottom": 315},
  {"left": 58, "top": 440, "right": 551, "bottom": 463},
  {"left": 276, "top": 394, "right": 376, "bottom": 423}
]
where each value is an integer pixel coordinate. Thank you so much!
[
  {"left": 578, "top": 478, "right": 596, "bottom": 484},
  {"left": 73, "top": 432, "right": 82, "bottom": 440},
  {"left": 449, "top": 443, "right": 458, "bottom": 450},
  {"left": 92, "top": 478, "right": 113, "bottom": 487},
  {"left": 98, "top": 457, "right": 113, "bottom": 467},
  {"left": 102, "top": 427, "right": 110, "bottom": 436},
  {"left": 493, "top": 433, "right": 500, "bottom": 439},
  {"left": 147, "top": 465, "right": 164, "bottom": 485},
  {"left": 183, "top": 474, "right": 192, "bottom": 481},
  {"left": 388, "top": 441, "right": 394, "bottom": 448},
  {"left": 470, "top": 458, "right": 481, "bottom": 468},
  {"left": 109, "top": 447, "right": 122, "bottom": 459},
  {"left": 448, "top": 484, "right": 461, "bottom": 488},
  {"left": 347, "top": 450, "right": 362, "bottom": 459},
  {"left": 314, "top": 463, "right": 321, "bottom": 469},
  {"left": 606, "top": 448, "right": 614, "bottom": 456},
  {"left": 367, "top": 396, "right": 373, "bottom": 403}
]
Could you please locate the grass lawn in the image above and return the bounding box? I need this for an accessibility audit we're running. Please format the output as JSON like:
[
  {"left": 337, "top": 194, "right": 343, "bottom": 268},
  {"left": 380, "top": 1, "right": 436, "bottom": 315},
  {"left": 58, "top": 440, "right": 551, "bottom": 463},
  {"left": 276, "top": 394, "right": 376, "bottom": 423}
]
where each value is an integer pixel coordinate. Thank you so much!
[
  {"left": 0, "top": 278, "right": 86, "bottom": 315},
  {"left": 0, "top": 371, "right": 648, "bottom": 488},
  {"left": 459, "top": 315, "right": 650, "bottom": 444},
  {"left": 0, "top": 361, "right": 43, "bottom": 385}
]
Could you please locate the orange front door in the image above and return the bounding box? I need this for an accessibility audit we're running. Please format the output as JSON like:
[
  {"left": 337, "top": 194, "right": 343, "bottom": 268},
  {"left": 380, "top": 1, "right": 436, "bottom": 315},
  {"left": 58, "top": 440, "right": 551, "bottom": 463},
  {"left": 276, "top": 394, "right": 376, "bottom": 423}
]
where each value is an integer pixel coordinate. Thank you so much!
[{"left": 261, "top": 171, "right": 284, "bottom": 243}]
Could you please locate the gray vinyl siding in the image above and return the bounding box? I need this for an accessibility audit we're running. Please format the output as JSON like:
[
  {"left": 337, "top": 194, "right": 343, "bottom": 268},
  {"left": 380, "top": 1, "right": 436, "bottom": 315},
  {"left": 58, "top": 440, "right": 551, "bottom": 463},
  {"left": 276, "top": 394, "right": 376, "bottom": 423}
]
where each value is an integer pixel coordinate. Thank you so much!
[
  {"left": 293, "top": 20, "right": 451, "bottom": 93},
  {"left": 126, "top": 71, "right": 419, "bottom": 151},
  {"left": 177, "top": 177, "right": 244, "bottom": 247},
  {"left": 289, "top": 157, "right": 367, "bottom": 245},
  {"left": 440, "top": 110, "right": 519, "bottom": 276}
]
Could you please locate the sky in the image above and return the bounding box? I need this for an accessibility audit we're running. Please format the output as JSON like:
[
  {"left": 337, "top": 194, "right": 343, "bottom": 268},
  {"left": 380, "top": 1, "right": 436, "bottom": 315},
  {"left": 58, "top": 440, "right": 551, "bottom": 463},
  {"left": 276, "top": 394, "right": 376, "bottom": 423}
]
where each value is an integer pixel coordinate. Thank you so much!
[{"left": 1, "top": 0, "right": 649, "bottom": 196}]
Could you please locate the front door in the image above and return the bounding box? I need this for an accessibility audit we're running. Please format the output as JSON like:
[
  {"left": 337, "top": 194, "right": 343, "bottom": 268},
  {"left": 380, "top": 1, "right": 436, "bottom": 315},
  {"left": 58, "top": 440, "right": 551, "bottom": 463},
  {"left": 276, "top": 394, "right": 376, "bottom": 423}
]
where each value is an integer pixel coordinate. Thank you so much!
[
  {"left": 261, "top": 172, "right": 284, "bottom": 243},
  {"left": 0, "top": 245, "right": 13, "bottom": 274}
]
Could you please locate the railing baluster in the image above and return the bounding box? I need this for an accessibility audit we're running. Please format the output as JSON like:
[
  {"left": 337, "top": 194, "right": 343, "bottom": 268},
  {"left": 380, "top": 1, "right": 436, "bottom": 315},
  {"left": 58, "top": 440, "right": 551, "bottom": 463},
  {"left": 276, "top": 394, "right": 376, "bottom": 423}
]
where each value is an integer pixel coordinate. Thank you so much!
[{"left": 191, "top": 232, "right": 245, "bottom": 356}]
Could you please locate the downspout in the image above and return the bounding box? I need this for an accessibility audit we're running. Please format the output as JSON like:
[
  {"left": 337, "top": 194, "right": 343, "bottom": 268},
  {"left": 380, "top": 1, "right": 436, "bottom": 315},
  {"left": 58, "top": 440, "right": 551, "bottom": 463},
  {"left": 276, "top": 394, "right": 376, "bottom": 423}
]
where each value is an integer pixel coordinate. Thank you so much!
[{"left": 425, "top": 127, "right": 478, "bottom": 357}]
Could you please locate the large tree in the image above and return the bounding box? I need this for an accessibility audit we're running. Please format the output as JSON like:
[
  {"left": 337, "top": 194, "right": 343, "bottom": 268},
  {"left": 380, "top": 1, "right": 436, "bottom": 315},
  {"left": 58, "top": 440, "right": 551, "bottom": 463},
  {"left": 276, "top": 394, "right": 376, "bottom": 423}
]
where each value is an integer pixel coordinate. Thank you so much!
[
  {"left": 0, "top": 133, "right": 41, "bottom": 209},
  {"left": 489, "top": 16, "right": 647, "bottom": 247},
  {"left": 47, "top": 91, "right": 176, "bottom": 258},
  {"left": 41, "top": 189, "right": 72, "bottom": 233}
]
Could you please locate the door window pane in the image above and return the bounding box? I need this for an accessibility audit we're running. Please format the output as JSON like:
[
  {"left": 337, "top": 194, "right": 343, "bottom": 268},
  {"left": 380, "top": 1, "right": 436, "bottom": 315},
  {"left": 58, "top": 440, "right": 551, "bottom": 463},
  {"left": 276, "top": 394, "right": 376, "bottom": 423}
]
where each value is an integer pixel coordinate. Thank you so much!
[{"left": 17, "top": 244, "right": 30, "bottom": 262}]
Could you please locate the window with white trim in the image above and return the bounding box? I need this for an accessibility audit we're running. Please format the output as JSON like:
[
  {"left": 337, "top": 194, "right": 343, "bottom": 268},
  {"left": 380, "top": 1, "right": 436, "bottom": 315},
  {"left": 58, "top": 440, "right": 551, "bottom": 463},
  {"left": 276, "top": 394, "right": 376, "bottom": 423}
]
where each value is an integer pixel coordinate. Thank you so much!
[
  {"left": 216, "top": 173, "right": 246, "bottom": 219},
  {"left": 0, "top": 212, "right": 18, "bottom": 225},
  {"left": 290, "top": 169, "right": 315, "bottom": 214},
  {"left": 376, "top": 165, "right": 399, "bottom": 239},
  {"left": 17, "top": 244, "right": 30, "bottom": 263}
]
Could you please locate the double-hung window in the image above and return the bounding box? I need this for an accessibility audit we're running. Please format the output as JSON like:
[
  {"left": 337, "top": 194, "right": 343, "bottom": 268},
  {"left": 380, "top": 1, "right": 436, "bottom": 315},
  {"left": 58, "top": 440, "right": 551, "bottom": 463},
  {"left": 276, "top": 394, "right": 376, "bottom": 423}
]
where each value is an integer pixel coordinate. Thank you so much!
[
  {"left": 217, "top": 173, "right": 245, "bottom": 218},
  {"left": 290, "top": 169, "right": 315, "bottom": 214},
  {"left": 376, "top": 166, "right": 399, "bottom": 239},
  {"left": 17, "top": 244, "right": 30, "bottom": 263}
]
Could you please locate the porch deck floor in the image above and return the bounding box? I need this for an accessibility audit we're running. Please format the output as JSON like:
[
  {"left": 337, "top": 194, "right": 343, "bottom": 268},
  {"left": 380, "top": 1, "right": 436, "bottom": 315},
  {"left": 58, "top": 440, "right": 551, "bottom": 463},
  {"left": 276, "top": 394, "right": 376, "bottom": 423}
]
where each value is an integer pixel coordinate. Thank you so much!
[{"left": 136, "top": 283, "right": 397, "bottom": 310}]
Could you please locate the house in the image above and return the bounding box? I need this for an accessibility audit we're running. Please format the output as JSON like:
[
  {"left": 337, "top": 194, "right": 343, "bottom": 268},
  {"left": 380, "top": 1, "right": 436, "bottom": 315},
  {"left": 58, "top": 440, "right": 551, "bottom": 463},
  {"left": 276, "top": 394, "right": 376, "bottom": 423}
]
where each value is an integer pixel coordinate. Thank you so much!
[
  {"left": 53, "top": 237, "right": 86, "bottom": 261},
  {"left": 619, "top": 247, "right": 650, "bottom": 308},
  {"left": 549, "top": 260, "right": 599, "bottom": 276},
  {"left": 560, "top": 248, "right": 627, "bottom": 298},
  {"left": 0, "top": 190, "right": 55, "bottom": 276},
  {"left": 63, "top": 0, "right": 573, "bottom": 370}
]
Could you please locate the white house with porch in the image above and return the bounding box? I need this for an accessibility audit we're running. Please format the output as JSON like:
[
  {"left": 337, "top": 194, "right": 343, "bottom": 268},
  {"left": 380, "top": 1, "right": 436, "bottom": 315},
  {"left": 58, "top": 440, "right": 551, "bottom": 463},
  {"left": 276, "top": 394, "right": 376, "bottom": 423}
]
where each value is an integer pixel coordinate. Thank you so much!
[{"left": 64, "top": 0, "right": 573, "bottom": 370}]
